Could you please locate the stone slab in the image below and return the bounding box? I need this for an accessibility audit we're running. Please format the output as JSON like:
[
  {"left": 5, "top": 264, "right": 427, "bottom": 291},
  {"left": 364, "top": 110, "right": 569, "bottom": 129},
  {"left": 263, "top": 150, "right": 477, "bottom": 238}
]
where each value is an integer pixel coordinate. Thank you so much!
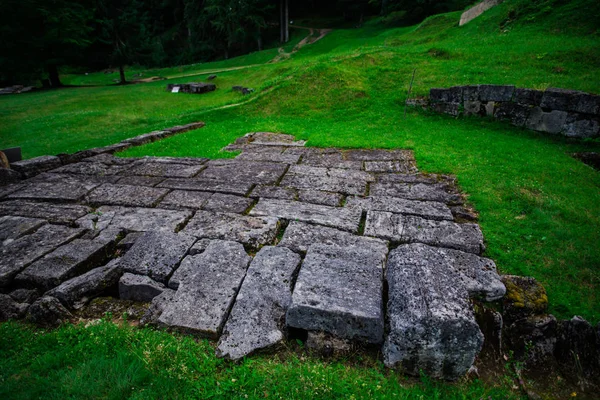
[
  {"left": 86, "top": 183, "right": 169, "bottom": 207},
  {"left": 198, "top": 161, "right": 288, "bottom": 185},
  {"left": 236, "top": 151, "right": 300, "bottom": 164},
  {"left": 158, "top": 178, "right": 253, "bottom": 196},
  {"left": 0, "top": 169, "right": 22, "bottom": 186},
  {"left": 377, "top": 173, "right": 456, "bottom": 185},
  {"left": 288, "top": 165, "right": 375, "bottom": 182},
  {"left": 116, "top": 176, "right": 165, "bottom": 187},
  {"left": 188, "top": 238, "right": 212, "bottom": 256},
  {"left": 298, "top": 189, "right": 343, "bottom": 207},
  {"left": 51, "top": 162, "right": 128, "bottom": 176},
  {"left": 10, "top": 155, "right": 62, "bottom": 178},
  {"left": 0, "top": 224, "right": 85, "bottom": 287},
  {"left": 28, "top": 172, "right": 121, "bottom": 185},
  {"left": 344, "top": 149, "right": 414, "bottom": 162},
  {"left": 123, "top": 161, "right": 206, "bottom": 178},
  {"left": 202, "top": 193, "right": 254, "bottom": 214},
  {"left": 118, "top": 230, "right": 196, "bottom": 283},
  {"left": 182, "top": 211, "right": 279, "bottom": 248},
  {"left": 0, "top": 184, "right": 24, "bottom": 199},
  {"left": 6, "top": 180, "right": 99, "bottom": 202},
  {"left": 364, "top": 161, "right": 418, "bottom": 174},
  {"left": 0, "top": 200, "right": 92, "bottom": 224},
  {"left": 250, "top": 185, "right": 297, "bottom": 200},
  {"left": 250, "top": 198, "right": 361, "bottom": 233},
  {"left": 77, "top": 206, "right": 192, "bottom": 233},
  {"left": 119, "top": 272, "right": 166, "bottom": 302},
  {"left": 217, "top": 246, "right": 301, "bottom": 360},
  {"left": 0, "top": 216, "right": 46, "bottom": 245},
  {"left": 345, "top": 196, "right": 453, "bottom": 221},
  {"left": 278, "top": 221, "right": 389, "bottom": 254},
  {"left": 383, "top": 244, "right": 484, "bottom": 380},
  {"left": 286, "top": 244, "right": 385, "bottom": 344},
  {"left": 280, "top": 172, "right": 368, "bottom": 196},
  {"left": 15, "top": 229, "right": 121, "bottom": 290},
  {"left": 47, "top": 259, "right": 122, "bottom": 309},
  {"left": 157, "top": 190, "right": 212, "bottom": 210},
  {"left": 158, "top": 240, "right": 251, "bottom": 338},
  {"left": 369, "top": 182, "right": 462, "bottom": 204},
  {"left": 364, "top": 211, "right": 485, "bottom": 254}
]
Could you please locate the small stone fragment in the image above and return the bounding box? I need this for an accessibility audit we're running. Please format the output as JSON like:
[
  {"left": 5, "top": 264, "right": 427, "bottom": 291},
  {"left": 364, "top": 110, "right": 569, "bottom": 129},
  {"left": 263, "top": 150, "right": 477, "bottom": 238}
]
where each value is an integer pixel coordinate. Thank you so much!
[
  {"left": 140, "top": 288, "right": 176, "bottom": 325},
  {"left": 119, "top": 272, "right": 166, "bottom": 302},
  {"left": 27, "top": 296, "right": 73, "bottom": 327},
  {"left": 123, "top": 161, "right": 206, "bottom": 178},
  {"left": 158, "top": 190, "right": 212, "bottom": 210},
  {"left": 501, "top": 275, "right": 548, "bottom": 324},
  {"left": 9, "top": 288, "right": 39, "bottom": 304},
  {"left": 0, "top": 294, "right": 29, "bottom": 320},
  {"left": 306, "top": 331, "right": 353, "bottom": 357},
  {"left": 188, "top": 238, "right": 212, "bottom": 255},
  {"left": 345, "top": 195, "right": 453, "bottom": 221},
  {"left": 10, "top": 155, "right": 62, "bottom": 178}
]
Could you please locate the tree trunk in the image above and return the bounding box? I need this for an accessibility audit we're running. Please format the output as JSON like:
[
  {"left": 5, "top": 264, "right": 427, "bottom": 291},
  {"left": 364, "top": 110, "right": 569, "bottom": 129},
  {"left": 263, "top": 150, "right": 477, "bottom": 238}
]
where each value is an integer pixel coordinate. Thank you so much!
[
  {"left": 381, "top": 0, "right": 389, "bottom": 15},
  {"left": 280, "top": 0, "right": 284, "bottom": 43},
  {"left": 284, "top": 0, "right": 289, "bottom": 43},
  {"left": 47, "top": 64, "right": 62, "bottom": 87},
  {"left": 119, "top": 64, "right": 126, "bottom": 84},
  {"left": 257, "top": 28, "right": 263, "bottom": 51}
]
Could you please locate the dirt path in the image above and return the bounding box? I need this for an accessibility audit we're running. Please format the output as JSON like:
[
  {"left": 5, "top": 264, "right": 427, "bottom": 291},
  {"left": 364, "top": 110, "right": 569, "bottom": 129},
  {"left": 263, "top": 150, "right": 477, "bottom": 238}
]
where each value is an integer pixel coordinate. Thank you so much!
[{"left": 269, "top": 26, "right": 332, "bottom": 63}]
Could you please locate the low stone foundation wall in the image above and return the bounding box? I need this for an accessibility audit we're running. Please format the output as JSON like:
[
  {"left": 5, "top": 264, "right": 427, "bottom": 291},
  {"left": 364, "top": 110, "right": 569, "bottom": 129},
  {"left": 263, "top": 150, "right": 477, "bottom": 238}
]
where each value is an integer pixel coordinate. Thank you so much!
[
  {"left": 427, "top": 85, "right": 600, "bottom": 138},
  {"left": 167, "top": 83, "right": 216, "bottom": 94}
]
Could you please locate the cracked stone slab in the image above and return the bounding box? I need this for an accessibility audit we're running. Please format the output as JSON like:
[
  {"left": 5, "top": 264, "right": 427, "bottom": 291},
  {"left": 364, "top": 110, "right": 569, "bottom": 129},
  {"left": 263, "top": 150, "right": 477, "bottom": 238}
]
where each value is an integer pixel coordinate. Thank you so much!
[
  {"left": 278, "top": 221, "right": 389, "bottom": 254},
  {"left": 77, "top": 206, "right": 192, "bottom": 233},
  {"left": 298, "top": 189, "right": 343, "bottom": 207},
  {"left": 0, "top": 224, "right": 85, "bottom": 287},
  {"left": 288, "top": 165, "right": 375, "bottom": 182},
  {"left": 344, "top": 149, "right": 414, "bottom": 162},
  {"left": 116, "top": 176, "right": 165, "bottom": 187},
  {"left": 0, "top": 184, "right": 25, "bottom": 200},
  {"left": 118, "top": 231, "right": 196, "bottom": 284},
  {"left": 383, "top": 244, "right": 484, "bottom": 380},
  {"left": 287, "top": 244, "right": 385, "bottom": 344},
  {"left": 119, "top": 272, "right": 166, "bottom": 302},
  {"left": 15, "top": 229, "right": 122, "bottom": 290},
  {"left": 237, "top": 132, "right": 306, "bottom": 147},
  {"left": 203, "top": 193, "right": 253, "bottom": 214},
  {"left": 10, "top": 155, "right": 62, "bottom": 178},
  {"left": 250, "top": 185, "right": 297, "bottom": 200},
  {"left": 157, "top": 190, "right": 212, "bottom": 210},
  {"left": 182, "top": 211, "right": 279, "bottom": 248},
  {"left": 345, "top": 196, "right": 453, "bottom": 221},
  {"left": 301, "top": 151, "right": 363, "bottom": 170},
  {"left": 280, "top": 171, "right": 368, "bottom": 196},
  {"left": 364, "top": 161, "right": 418, "bottom": 174},
  {"left": 82, "top": 153, "right": 136, "bottom": 165},
  {"left": 377, "top": 173, "right": 456, "bottom": 185},
  {"left": 158, "top": 240, "right": 251, "bottom": 338},
  {"left": 0, "top": 216, "right": 47, "bottom": 245},
  {"left": 236, "top": 151, "right": 300, "bottom": 164},
  {"left": 6, "top": 180, "right": 100, "bottom": 202},
  {"left": 365, "top": 211, "right": 485, "bottom": 254},
  {"left": 370, "top": 182, "right": 462, "bottom": 204},
  {"left": 158, "top": 178, "right": 253, "bottom": 196},
  {"left": 47, "top": 259, "right": 122, "bottom": 309},
  {"left": 123, "top": 161, "right": 206, "bottom": 178},
  {"left": 0, "top": 200, "right": 92, "bottom": 224},
  {"left": 198, "top": 160, "right": 288, "bottom": 185},
  {"left": 51, "top": 162, "right": 129, "bottom": 176},
  {"left": 27, "top": 172, "right": 121, "bottom": 185},
  {"left": 217, "top": 246, "right": 301, "bottom": 360},
  {"left": 250, "top": 198, "right": 362, "bottom": 233},
  {"left": 85, "top": 184, "right": 170, "bottom": 207}
]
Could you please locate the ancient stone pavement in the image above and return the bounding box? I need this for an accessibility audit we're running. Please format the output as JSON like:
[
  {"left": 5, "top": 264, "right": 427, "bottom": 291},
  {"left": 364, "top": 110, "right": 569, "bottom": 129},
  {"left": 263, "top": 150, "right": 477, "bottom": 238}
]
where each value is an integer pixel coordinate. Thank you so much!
[{"left": 0, "top": 132, "right": 505, "bottom": 380}]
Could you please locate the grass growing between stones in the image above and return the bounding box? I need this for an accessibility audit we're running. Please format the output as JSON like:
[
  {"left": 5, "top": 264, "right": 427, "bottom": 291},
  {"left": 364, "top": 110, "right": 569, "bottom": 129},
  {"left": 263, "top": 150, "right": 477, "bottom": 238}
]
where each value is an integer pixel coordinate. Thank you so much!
[{"left": 0, "top": 320, "right": 522, "bottom": 399}]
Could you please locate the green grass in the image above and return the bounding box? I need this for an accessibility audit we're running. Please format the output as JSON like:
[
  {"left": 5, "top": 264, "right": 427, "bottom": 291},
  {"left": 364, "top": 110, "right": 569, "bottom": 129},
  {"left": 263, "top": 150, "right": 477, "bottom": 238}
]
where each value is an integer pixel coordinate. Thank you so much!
[{"left": 0, "top": 320, "right": 522, "bottom": 399}]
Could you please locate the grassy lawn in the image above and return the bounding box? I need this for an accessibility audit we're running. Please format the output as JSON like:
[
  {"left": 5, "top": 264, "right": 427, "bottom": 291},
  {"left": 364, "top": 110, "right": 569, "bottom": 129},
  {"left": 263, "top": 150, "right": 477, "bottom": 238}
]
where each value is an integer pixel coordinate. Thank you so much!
[{"left": 0, "top": 0, "right": 599, "bottom": 396}]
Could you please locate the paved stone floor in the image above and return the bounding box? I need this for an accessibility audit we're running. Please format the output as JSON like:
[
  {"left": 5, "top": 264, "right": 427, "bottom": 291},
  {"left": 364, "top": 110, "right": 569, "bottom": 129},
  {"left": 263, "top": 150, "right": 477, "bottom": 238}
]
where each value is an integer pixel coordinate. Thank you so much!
[{"left": 0, "top": 132, "right": 505, "bottom": 380}]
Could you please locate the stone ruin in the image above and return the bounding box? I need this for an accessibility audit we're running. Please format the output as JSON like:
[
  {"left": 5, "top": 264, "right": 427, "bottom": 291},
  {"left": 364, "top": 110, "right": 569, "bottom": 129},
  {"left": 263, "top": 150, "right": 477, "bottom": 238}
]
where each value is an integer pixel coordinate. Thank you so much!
[
  {"left": 166, "top": 82, "right": 216, "bottom": 94},
  {"left": 0, "top": 132, "right": 598, "bottom": 386}
]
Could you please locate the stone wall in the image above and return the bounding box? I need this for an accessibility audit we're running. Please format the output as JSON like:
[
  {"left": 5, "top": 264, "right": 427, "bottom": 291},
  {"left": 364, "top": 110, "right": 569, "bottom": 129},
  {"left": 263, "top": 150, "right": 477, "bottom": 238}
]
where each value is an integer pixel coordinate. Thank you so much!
[
  {"left": 459, "top": 0, "right": 503, "bottom": 26},
  {"left": 428, "top": 85, "right": 600, "bottom": 138}
]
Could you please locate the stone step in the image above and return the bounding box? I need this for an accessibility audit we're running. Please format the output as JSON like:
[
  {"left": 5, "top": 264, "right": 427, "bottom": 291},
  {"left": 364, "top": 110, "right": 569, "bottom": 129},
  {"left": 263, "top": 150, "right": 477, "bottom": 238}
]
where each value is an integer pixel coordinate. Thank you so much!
[
  {"left": 217, "top": 246, "right": 301, "bottom": 360},
  {"left": 383, "top": 244, "right": 484, "bottom": 380}
]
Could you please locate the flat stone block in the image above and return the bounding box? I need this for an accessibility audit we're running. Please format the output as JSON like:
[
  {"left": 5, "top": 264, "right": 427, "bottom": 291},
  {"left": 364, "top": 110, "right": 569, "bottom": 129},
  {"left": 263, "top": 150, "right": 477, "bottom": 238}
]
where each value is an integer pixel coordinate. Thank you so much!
[
  {"left": 119, "top": 230, "right": 196, "bottom": 283},
  {"left": 344, "top": 149, "right": 414, "bottom": 162},
  {"left": 431, "top": 102, "right": 460, "bottom": 117},
  {"left": 278, "top": 221, "right": 389, "bottom": 255},
  {"left": 217, "top": 246, "right": 301, "bottom": 360},
  {"left": 236, "top": 151, "right": 300, "bottom": 164},
  {"left": 158, "top": 240, "right": 251, "bottom": 338},
  {"left": 0, "top": 216, "right": 46, "bottom": 245},
  {"left": 250, "top": 198, "right": 361, "bottom": 233},
  {"left": 286, "top": 244, "right": 385, "bottom": 344},
  {"left": 188, "top": 238, "right": 212, "bottom": 255},
  {"left": 345, "top": 196, "right": 453, "bottom": 221},
  {"left": 28, "top": 172, "right": 121, "bottom": 185},
  {"left": 124, "top": 161, "right": 206, "bottom": 178},
  {"left": 288, "top": 165, "right": 375, "bottom": 182},
  {"left": 377, "top": 173, "right": 455, "bottom": 185},
  {"left": 77, "top": 206, "right": 192, "bottom": 233},
  {"left": 364, "top": 161, "right": 417, "bottom": 174},
  {"left": 182, "top": 211, "right": 279, "bottom": 248},
  {"left": 158, "top": 178, "right": 253, "bottom": 196},
  {"left": 86, "top": 184, "right": 169, "bottom": 207},
  {"left": 463, "top": 100, "right": 483, "bottom": 116},
  {"left": 430, "top": 87, "right": 463, "bottom": 104},
  {"left": 514, "top": 88, "right": 543, "bottom": 106},
  {"left": 365, "top": 211, "right": 485, "bottom": 254},
  {"left": 0, "top": 168, "right": 22, "bottom": 186},
  {"left": 202, "top": 193, "right": 253, "bottom": 214},
  {"left": 494, "top": 102, "right": 531, "bottom": 127},
  {"left": 575, "top": 93, "right": 600, "bottom": 115},
  {"left": 52, "top": 162, "right": 128, "bottom": 176},
  {"left": 198, "top": 160, "right": 288, "bottom": 185},
  {"left": 116, "top": 176, "right": 165, "bottom": 187},
  {"left": 0, "top": 224, "right": 85, "bottom": 287},
  {"left": 370, "top": 182, "right": 462, "bottom": 204},
  {"left": 0, "top": 200, "right": 91, "bottom": 224},
  {"left": 478, "top": 85, "right": 515, "bottom": 102},
  {"left": 10, "top": 155, "right": 61, "bottom": 178},
  {"left": 117, "top": 232, "right": 143, "bottom": 251},
  {"left": 157, "top": 190, "right": 212, "bottom": 210},
  {"left": 250, "top": 185, "right": 297, "bottom": 200},
  {"left": 384, "top": 244, "right": 484, "bottom": 380},
  {"left": 562, "top": 113, "right": 600, "bottom": 138},
  {"left": 7, "top": 180, "right": 99, "bottom": 202},
  {"left": 298, "top": 189, "right": 343, "bottom": 207},
  {"left": 119, "top": 272, "right": 166, "bottom": 302},
  {"left": 540, "top": 87, "right": 582, "bottom": 112}
]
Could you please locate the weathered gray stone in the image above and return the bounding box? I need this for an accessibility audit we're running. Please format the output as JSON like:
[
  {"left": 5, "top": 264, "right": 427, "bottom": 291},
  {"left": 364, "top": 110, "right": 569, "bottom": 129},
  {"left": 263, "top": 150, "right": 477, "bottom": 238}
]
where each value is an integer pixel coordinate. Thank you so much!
[
  {"left": 0, "top": 294, "right": 29, "bottom": 320},
  {"left": 77, "top": 206, "right": 192, "bottom": 233},
  {"left": 29, "top": 172, "right": 121, "bottom": 185},
  {"left": 250, "top": 185, "right": 297, "bottom": 200},
  {"left": 278, "top": 221, "right": 389, "bottom": 254},
  {"left": 301, "top": 150, "right": 362, "bottom": 169},
  {"left": 365, "top": 211, "right": 485, "bottom": 254},
  {"left": 86, "top": 184, "right": 169, "bottom": 207},
  {"left": 118, "top": 231, "right": 196, "bottom": 284},
  {"left": 124, "top": 161, "right": 206, "bottom": 178},
  {"left": 501, "top": 275, "right": 548, "bottom": 324},
  {"left": 430, "top": 87, "right": 463, "bottom": 104},
  {"left": 384, "top": 244, "right": 484, "bottom": 380},
  {"left": 526, "top": 107, "right": 568, "bottom": 134},
  {"left": 9, "top": 288, "right": 39, "bottom": 304},
  {"left": 540, "top": 87, "right": 582, "bottom": 112},
  {"left": 287, "top": 244, "right": 385, "bottom": 344},
  {"left": 236, "top": 151, "right": 300, "bottom": 164},
  {"left": 82, "top": 153, "right": 135, "bottom": 165},
  {"left": 10, "top": 155, "right": 62, "bottom": 178},
  {"left": 47, "top": 259, "right": 122, "bottom": 309},
  {"left": 119, "top": 272, "right": 166, "bottom": 302},
  {"left": 364, "top": 161, "right": 418, "bottom": 174},
  {"left": 554, "top": 316, "right": 600, "bottom": 388},
  {"left": 0, "top": 215, "right": 46, "bottom": 245},
  {"left": 26, "top": 296, "right": 73, "bottom": 326},
  {"left": 158, "top": 240, "right": 251, "bottom": 337},
  {"left": 182, "top": 211, "right": 279, "bottom": 248},
  {"left": 369, "top": 182, "right": 462, "bottom": 204},
  {"left": 0, "top": 168, "right": 22, "bottom": 186},
  {"left": 250, "top": 198, "right": 361, "bottom": 233},
  {"left": 140, "top": 288, "right": 176, "bottom": 325},
  {"left": 51, "top": 162, "right": 128, "bottom": 176},
  {"left": 117, "top": 232, "right": 143, "bottom": 251},
  {"left": 121, "top": 132, "right": 161, "bottom": 146},
  {"left": 431, "top": 102, "right": 461, "bottom": 117},
  {"left": 203, "top": 193, "right": 253, "bottom": 214},
  {"left": 0, "top": 200, "right": 92, "bottom": 224},
  {"left": 217, "top": 246, "right": 301, "bottom": 360},
  {"left": 0, "top": 224, "right": 84, "bottom": 287},
  {"left": 297, "top": 189, "right": 343, "bottom": 207},
  {"left": 514, "top": 88, "right": 543, "bottom": 106},
  {"left": 158, "top": 178, "right": 253, "bottom": 196},
  {"left": 16, "top": 229, "right": 122, "bottom": 290},
  {"left": 345, "top": 196, "right": 453, "bottom": 221},
  {"left": 562, "top": 113, "right": 600, "bottom": 138},
  {"left": 198, "top": 160, "right": 288, "bottom": 185},
  {"left": 575, "top": 93, "right": 600, "bottom": 115},
  {"left": 288, "top": 165, "right": 375, "bottom": 182},
  {"left": 116, "top": 176, "right": 165, "bottom": 187},
  {"left": 305, "top": 331, "right": 353, "bottom": 357},
  {"left": 238, "top": 132, "right": 305, "bottom": 147},
  {"left": 281, "top": 172, "right": 368, "bottom": 196},
  {"left": 478, "top": 85, "right": 515, "bottom": 102},
  {"left": 463, "top": 100, "right": 483, "bottom": 116},
  {"left": 157, "top": 189, "right": 211, "bottom": 210},
  {"left": 6, "top": 180, "right": 99, "bottom": 202},
  {"left": 138, "top": 156, "right": 209, "bottom": 166},
  {"left": 494, "top": 102, "right": 531, "bottom": 127},
  {"left": 188, "top": 238, "right": 212, "bottom": 255}
]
